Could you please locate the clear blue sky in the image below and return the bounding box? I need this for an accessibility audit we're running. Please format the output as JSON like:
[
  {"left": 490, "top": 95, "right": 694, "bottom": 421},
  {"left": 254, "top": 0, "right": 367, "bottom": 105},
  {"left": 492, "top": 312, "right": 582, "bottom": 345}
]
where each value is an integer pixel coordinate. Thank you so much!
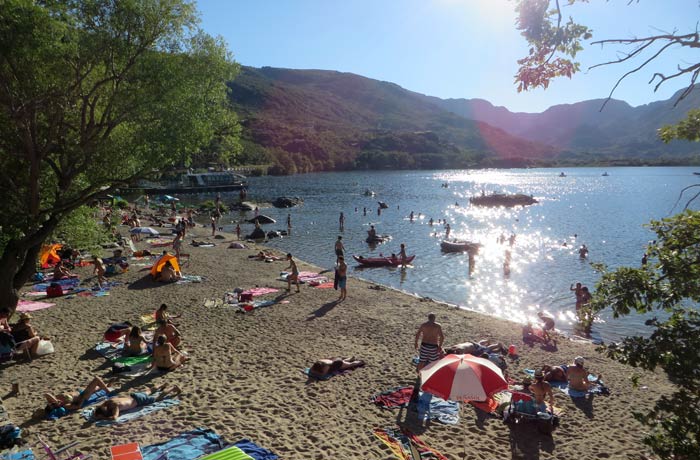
[{"left": 197, "top": 0, "right": 699, "bottom": 113}]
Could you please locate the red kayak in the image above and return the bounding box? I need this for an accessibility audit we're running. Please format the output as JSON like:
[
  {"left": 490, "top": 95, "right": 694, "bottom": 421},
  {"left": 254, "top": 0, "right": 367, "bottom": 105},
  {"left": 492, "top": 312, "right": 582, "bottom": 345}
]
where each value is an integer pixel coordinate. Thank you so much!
[{"left": 353, "top": 255, "right": 415, "bottom": 267}]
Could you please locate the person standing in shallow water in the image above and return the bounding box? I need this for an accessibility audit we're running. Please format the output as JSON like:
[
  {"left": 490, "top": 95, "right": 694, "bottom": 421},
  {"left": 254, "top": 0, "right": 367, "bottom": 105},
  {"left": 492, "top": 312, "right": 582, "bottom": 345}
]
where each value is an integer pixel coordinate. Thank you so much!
[
  {"left": 339, "top": 212, "right": 345, "bottom": 231},
  {"left": 335, "top": 236, "right": 345, "bottom": 265}
]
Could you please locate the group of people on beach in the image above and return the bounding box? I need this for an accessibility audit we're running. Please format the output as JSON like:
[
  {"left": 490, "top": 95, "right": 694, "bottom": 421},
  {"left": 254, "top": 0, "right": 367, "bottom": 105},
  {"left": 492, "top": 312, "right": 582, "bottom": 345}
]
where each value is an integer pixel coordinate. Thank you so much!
[{"left": 414, "top": 312, "right": 601, "bottom": 413}]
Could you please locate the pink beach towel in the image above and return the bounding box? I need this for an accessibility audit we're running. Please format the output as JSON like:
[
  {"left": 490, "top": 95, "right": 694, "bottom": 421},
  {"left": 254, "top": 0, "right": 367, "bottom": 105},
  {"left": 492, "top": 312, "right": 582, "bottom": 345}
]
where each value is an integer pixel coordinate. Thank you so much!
[
  {"left": 17, "top": 299, "right": 56, "bottom": 312},
  {"left": 241, "top": 287, "right": 280, "bottom": 297},
  {"left": 313, "top": 281, "right": 335, "bottom": 289}
]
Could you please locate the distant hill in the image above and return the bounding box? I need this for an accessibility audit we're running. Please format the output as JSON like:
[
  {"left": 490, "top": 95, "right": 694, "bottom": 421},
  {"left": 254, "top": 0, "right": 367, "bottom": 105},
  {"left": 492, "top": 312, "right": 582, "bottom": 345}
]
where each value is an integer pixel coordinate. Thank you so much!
[
  {"left": 227, "top": 67, "right": 555, "bottom": 173},
  {"left": 424, "top": 89, "right": 700, "bottom": 159},
  {"left": 227, "top": 66, "right": 700, "bottom": 173}
]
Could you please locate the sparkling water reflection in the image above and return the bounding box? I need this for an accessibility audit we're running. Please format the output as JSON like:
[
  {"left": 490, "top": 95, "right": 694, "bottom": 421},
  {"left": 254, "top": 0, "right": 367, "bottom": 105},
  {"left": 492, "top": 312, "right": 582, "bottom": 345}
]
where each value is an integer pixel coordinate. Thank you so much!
[{"left": 216, "top": 167, "right": 699, "bottom": 342}]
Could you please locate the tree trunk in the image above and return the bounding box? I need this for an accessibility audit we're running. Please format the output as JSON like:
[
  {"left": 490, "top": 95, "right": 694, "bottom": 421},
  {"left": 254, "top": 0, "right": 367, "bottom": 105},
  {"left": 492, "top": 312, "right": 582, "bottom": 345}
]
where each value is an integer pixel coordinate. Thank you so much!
[{"left": 0, "top": 218, "right": 59, "bottom": 316}]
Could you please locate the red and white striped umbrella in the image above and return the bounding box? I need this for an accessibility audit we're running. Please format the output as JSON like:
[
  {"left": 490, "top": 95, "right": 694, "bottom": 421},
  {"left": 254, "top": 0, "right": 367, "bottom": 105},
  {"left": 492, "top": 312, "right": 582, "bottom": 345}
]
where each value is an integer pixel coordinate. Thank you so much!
[{"left": 419, "top": 354, "right": 507, "bottom": 402}]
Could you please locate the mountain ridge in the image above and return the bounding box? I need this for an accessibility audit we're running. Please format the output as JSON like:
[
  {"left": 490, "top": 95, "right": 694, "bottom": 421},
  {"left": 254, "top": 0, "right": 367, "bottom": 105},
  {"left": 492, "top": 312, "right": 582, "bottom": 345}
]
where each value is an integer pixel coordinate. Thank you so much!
[{"left": 228, "top": 66, "right": 699, "bottom": 173}]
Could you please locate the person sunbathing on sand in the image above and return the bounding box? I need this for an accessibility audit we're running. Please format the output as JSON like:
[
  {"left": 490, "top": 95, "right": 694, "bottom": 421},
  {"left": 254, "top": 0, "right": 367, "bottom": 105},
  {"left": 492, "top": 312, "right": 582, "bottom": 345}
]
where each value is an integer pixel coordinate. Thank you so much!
[
  {"left": 93, "top": 383, "right": 181, "bottom": 421},
  {"left": 152, "top": 334, "right": 187, "bottom": 372},
  {"left": 157, "top": 261, "right": 181, "bottom": 282},
  {"left": 124, "top": 326, "right": 148, "bottom": 357},
  {"left": 43, "top": 376, "right": 113, "bottom": 416},
  {"left": 542, "top": 364, "right": 568, "bottom": 383},
  {"left": 52, "top": 260, "right": 74, "bottom": 279},
  {"left": 567, "top": 356, "right": 601, "bottom": 392},
  {"left": 443, "top": 340, "right": 506, "bottom": 355},
  {"left": 309, "top": 357, "right": 364, "bottom": 378},
  {"left": 155, "top": 303, "right": 180, "bottom": 325},
  {"left": 153, "top": 320, "right": 181, "bottom": 348}
]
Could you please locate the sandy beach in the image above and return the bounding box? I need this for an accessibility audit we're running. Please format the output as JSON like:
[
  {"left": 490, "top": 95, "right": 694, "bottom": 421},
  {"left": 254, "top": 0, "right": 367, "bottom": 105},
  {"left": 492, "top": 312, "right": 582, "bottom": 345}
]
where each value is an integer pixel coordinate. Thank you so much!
[{"left": 1, "top": 224, "right": 673, "bottom": 460}]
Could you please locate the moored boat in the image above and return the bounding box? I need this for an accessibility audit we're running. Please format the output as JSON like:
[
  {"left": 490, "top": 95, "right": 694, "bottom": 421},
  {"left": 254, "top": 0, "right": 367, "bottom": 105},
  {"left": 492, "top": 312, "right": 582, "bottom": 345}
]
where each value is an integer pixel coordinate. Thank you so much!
[
  {"left": 440, "top": 240, "right": 481, "bottom": 253},
  {"left": 353, "top": 255, "right": 415, "bottom": 267},
  {"left": 125, "top": 171, "right": 247, "bottom": 194}
]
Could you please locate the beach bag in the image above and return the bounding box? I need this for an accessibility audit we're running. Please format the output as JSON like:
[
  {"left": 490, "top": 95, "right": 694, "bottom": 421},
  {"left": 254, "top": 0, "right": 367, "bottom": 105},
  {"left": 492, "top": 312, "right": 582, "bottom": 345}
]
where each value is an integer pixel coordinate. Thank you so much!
[
  {"left": 35, "top": 339, "right": 54, "bottom": 356},
  {"left": 46, "top": 282, "right": 63, "bottom": 298},
  {"left": 105, "top": 264, "right": 117, "bottom": 275},
  {"left": 0, "top": 424, "right": 22, "bottom": 449},
  {"left": 32, "top": 272, "right": 45, "bottom": 282}
]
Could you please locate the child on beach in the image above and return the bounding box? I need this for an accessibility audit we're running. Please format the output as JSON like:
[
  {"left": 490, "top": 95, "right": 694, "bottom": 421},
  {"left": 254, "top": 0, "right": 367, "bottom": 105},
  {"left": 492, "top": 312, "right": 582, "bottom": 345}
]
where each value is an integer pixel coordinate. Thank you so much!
[
  {"left": 285, "top": 253, "right": 300, "bottom": 293},
  {"left": 93, "top": 256, "right": 106, "bottom": 288}
]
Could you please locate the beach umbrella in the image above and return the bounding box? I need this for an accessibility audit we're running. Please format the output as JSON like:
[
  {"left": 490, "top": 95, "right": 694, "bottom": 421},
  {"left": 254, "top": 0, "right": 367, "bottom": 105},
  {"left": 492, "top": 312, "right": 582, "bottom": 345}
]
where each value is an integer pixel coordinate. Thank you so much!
[
  {"left": 129, "top": 227, "right": 160, "bottom": 236},
  {"left": 420, "top": 354, "right": 507, "bottom": 402}
]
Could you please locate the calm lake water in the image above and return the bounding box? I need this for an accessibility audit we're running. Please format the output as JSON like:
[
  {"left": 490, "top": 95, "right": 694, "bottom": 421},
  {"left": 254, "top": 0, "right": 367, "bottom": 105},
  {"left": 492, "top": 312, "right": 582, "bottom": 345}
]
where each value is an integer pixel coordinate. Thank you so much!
[{"left": 215, "top": 167, "right": 700, "bottom": 342}]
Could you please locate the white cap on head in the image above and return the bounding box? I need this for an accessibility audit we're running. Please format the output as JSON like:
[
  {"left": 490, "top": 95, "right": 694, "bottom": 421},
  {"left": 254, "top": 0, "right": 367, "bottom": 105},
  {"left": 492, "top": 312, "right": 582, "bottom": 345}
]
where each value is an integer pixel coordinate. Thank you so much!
[{"left": 574, "top": 356, "right": 584, "bottom": 366}]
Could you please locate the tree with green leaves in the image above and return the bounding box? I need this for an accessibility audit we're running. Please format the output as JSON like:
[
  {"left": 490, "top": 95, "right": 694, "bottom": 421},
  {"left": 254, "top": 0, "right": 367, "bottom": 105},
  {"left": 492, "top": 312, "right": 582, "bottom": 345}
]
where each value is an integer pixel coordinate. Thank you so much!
[
  {"left": 591, "top": 213, "right": 700, "bottom": 459},
  {"left": 513, "top": 2, "right": 700, "bottom": 457},
  {"left": 514, "top": 0, "right": 699, "bottom": 142},
  {"left": 0, "top": 0, "right": 240, "bottom": 315}
]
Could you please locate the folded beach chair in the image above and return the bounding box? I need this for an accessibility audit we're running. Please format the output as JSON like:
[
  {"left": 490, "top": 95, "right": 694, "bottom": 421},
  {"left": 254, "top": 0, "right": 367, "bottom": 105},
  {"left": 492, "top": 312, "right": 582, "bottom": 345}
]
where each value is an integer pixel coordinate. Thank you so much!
[
  {"left": 110, "top": 443, "right": 142, "bottom": 460},
  {"left": 36, "top": 435, "right": 90, "bottom": 460}
]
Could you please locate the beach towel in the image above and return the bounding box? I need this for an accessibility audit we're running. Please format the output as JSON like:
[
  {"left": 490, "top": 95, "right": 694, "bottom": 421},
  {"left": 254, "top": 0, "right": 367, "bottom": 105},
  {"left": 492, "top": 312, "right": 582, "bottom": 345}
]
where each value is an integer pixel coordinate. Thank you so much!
[
  {"left": 32, "top": 278, "right": 80, "bottom": 291},
  {"left": 176, "top": 275, "right": 204, "bottom": 284},
  {"left": 416, "top": 392, "right": 460, "bottom": 425},
  {"left": 241, "top": 287, "right": 279, "bottom": 297},
  {"left": 16, "top": 300, "right": 55, "bottom": 312},
  {"left": 469, "top": 391, "right": 512, "bottom": 416},
  {"left": 78, "top": 290, "right": 110, "bottom": 297},
  {"left": 373, "top": 427, "right": 448, "bottom": 460},
  {"left": 371, "top": 386, "right": 414, "bottom": 409},
  {"left": 81, "top": 398, "right": 179, "bottom": 426},
  {"left": 312, "top": 281, "right": 335, "bottom": 289},
  {"left": 199, "top": 440, "right": 278, "bottom": 460},
  {"left": 0, "top": 449, "right": 34, "bottom": 460},
  {"left": 141, "top": 428, "right": 227, "bottom": 460},
  {"left": 279, "top": 271, "right": 328, "bottom": 284}
]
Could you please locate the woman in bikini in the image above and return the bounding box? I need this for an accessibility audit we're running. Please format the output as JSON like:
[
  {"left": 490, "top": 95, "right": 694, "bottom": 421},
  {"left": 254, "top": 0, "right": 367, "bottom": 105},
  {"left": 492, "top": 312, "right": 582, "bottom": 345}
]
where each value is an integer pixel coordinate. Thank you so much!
[
  {"left": 152, "top": 334, "right": 187, "bottom": 372},
  {"left": 124, "top": 326, "right": 148, "bottom": 356}
]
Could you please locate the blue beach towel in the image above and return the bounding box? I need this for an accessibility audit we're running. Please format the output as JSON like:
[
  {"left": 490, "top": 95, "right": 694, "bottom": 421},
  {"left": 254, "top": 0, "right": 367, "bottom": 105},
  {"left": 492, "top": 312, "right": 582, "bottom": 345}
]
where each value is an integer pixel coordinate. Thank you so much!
[
  {"left": 80, "top": 398, "right": 179, "bottom": 426},
  {"left": 142, "top": 428, "right": 226, "bottom": 460},
  {"left": 46, "top": 389, "right": 112, "bottom": 420},
  {"left": 416, "top": 392, "right": 460, "bottom": 425},
  {"left": 0, "top": 450, "right": 34, "bottom": 460}
]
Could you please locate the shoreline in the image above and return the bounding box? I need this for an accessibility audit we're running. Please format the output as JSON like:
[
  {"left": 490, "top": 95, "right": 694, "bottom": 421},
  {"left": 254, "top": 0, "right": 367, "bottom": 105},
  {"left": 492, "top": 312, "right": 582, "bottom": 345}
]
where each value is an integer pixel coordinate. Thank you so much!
[{"left": 1, "top": 225, "right": 673, "bottom": 459}]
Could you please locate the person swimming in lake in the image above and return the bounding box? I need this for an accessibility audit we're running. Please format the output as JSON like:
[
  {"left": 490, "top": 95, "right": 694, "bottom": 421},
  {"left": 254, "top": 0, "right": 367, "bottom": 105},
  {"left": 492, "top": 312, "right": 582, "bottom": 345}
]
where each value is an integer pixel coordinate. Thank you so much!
[{"left": 367, "top": 225, "right": 377, "bottom": 240}]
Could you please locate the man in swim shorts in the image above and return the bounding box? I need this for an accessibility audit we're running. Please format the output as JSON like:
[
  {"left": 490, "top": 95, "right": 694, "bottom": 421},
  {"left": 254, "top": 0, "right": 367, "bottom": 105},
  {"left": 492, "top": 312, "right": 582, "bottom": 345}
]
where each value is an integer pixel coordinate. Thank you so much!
[
  {"left": 93, "top": 384, "right": 181, "bottom": 421},
  {"left": 414, "top": 313, "right": 444, "bottom": 372}
]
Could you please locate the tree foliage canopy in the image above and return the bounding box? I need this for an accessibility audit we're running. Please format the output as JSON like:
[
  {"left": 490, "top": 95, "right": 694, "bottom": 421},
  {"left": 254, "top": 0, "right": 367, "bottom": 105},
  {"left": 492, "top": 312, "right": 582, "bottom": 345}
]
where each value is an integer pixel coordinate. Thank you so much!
[
  {"left": 0, "top": 0, "right": 239, "bottom": 312},
  {"left": 591, "top": 211, "right": 700, "bottom": 459},
  {"left": 514, "top": 0, "right": 700, "bottom": 143}
]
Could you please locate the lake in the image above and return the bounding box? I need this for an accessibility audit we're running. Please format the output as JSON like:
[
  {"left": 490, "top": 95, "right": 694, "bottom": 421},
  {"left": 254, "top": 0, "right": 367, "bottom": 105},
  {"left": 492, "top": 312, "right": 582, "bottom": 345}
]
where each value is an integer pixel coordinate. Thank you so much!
[{"left": 215, "top": 167, "right": 700, "bottom": 342}]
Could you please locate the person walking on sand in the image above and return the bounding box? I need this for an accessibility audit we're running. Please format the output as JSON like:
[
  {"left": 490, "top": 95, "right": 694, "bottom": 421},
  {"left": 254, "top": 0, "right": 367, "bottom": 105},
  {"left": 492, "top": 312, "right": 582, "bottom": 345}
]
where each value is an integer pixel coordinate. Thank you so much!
[
  {"left": 414, "top": 313, "right": 444, "bottom": 373},
  {"left": 337, "top": 255, "right": 347, "bottom": 301},
  {"left": 210, "top": 215, "right": 216, "bottom": 236},
  {"left": 339, "top": 212, "right": 345, "bottom": 231},
  {"left": 335, "top": 236, "right": 345, "bottom": 265},
  {"left": 285, "top": 253, "right": 300, "bottom": 293},
  {"left": 93, "top": 256, "right": 106, "bottom": 288},
  {"left": 235, "top": 224, "right": 241, "bottom": 240}
]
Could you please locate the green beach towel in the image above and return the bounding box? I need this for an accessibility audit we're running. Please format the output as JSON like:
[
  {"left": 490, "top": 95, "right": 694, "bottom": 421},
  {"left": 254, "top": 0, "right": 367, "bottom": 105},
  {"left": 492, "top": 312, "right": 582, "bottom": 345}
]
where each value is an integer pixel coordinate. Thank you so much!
[
  {"left": 199, "top": 446, "right": 253, "bottom": 460},
  {"left": 113, "top": 355, "right": 152, "bottom": 366}
]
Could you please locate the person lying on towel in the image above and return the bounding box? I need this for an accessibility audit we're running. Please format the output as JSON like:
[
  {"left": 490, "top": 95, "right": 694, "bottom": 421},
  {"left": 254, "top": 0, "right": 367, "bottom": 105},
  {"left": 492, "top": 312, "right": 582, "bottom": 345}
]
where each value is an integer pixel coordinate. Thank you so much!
[
  {"left": 309, "top": 357, "right": 364, "bottom": 378},
  {"left": 93, "top": 384, "right": 181, "bottom": 421},
  {"left": 43, "top": 376, "right": 113, "bottom": 418}
]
